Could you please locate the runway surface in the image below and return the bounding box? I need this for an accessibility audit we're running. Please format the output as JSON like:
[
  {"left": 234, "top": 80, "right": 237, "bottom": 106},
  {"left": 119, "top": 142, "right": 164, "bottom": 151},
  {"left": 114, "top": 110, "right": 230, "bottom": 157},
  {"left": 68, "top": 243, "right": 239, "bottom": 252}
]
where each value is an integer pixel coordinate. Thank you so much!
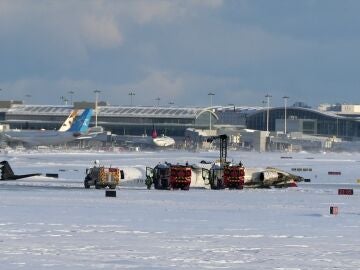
[{"left": 0, "top": 150, "right": 359, "bottom": 269}]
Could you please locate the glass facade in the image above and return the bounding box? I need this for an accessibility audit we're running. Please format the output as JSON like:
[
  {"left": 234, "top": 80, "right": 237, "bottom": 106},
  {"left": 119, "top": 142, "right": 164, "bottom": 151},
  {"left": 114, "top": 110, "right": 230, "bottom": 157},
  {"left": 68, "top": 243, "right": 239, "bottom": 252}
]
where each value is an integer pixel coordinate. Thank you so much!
[
  {"left": 3, "top": 105, "right": 217, "bottom": 137},
  {"left": 246, "top": 107, "right": 360, "bottom": 139}
]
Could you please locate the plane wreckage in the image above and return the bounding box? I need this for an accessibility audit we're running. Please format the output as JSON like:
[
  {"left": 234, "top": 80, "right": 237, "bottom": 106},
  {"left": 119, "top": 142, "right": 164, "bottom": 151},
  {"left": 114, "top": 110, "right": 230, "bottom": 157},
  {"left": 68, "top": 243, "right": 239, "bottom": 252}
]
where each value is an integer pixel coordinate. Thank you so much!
[
  {"left": 145, "top": 134, "right": 304, "bottom": 190},
  {"left": 0, "top": 161, "right": 41, "bottom": 180}
]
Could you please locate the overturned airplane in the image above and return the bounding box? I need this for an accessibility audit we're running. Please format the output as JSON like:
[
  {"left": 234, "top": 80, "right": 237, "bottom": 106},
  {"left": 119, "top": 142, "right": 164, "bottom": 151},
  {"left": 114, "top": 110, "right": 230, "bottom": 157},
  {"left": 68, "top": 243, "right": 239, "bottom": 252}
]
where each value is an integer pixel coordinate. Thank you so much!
[
  {"left": 244, "top": 167, "right": 304, "bottom": 188},
  {"left": 0, "top": 161, "right": 41, "bottom": 180}
]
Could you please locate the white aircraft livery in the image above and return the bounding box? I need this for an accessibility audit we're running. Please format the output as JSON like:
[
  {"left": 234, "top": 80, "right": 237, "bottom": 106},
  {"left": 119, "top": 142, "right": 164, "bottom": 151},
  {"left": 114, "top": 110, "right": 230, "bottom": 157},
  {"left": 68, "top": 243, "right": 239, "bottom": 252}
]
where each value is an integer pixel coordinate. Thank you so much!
[{"left": 58, "top": 110, "right": 79, "bottom": 131}]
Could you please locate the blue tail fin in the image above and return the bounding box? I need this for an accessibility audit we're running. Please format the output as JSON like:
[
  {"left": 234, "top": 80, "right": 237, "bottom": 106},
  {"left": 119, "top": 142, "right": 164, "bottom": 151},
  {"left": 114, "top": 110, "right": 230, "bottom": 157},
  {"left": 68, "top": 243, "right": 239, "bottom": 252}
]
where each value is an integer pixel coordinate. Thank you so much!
[{"left": 68, "top": 108, "right": 93, "bottom": 133}]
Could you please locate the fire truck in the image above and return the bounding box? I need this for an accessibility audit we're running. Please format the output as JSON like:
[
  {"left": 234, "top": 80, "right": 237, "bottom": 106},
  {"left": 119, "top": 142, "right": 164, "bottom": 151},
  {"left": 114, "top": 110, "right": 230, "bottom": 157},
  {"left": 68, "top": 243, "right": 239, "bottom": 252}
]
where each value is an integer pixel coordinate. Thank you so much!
[
  {"left": 145, "top": 163, "right": 192, "bottom": 190},
  {"left": 205, "top": 163, "right": 245, "bottom": 190},
  {"left": 84, "top": 161, "right": 124, "bottom": 189},
  {"left": 202, "top": 134, "right": 245, "bottom": 190}
]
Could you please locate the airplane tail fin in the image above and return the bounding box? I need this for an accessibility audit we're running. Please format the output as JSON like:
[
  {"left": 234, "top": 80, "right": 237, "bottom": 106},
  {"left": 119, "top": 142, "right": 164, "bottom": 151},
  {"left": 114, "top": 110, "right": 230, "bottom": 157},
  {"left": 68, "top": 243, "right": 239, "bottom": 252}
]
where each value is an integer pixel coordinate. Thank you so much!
[
  {"left": 58, "top": 110, "right": 79, "bottom": 131},
  {"left": 151, "top": 125, "right": 158, "bottom": 139},
  {"left": 0, "top": 161, "right": 15, "bottom": 180},
  {"left": 0, "top": 160, "right": 41, "bottom": 180},
  {"left": 68, "top": 108, "right": 93, "bottom": 133}
]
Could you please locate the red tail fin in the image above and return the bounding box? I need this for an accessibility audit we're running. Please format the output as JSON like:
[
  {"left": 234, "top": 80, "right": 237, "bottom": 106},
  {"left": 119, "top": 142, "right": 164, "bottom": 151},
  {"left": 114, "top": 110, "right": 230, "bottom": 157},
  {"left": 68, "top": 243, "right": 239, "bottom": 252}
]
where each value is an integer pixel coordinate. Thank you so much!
[{"left": 151, "top": 126, "right": 158, "bottom": 138}]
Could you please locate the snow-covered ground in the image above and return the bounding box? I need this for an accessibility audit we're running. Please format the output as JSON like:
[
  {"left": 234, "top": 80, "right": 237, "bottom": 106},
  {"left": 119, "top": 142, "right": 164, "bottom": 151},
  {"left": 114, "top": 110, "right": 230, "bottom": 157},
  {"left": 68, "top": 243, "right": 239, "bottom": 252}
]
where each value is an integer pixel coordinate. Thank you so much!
[{"left": 0, "top": 149, "right": 359, "bottom": 269}]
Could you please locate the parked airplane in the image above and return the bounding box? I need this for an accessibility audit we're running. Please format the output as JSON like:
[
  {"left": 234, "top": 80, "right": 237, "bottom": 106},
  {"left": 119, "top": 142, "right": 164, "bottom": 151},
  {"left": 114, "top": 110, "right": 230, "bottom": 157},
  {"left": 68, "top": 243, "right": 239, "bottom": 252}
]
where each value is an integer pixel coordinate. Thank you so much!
[
  {"left": 153, "top": 134, "right": 176, "bottom": 147},
  {"left": 2, "top": 108, "right": 93, "bottom": 146},
  {"left": 114, "top": 127, "right": 175, "bottom": 148},
  {"left": 0, "top": 160, "right": 41, "bottom": 180}
]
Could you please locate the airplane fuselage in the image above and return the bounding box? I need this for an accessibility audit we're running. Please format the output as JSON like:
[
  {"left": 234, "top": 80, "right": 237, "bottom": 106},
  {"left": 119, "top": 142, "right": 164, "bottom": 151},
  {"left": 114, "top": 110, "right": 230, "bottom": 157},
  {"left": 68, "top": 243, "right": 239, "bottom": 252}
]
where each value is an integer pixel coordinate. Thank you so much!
[
  {"left": 4, "top": 130, "right": 79, "bottom": 146},
  {"left": 152, "top": 136, "right": 175, "bottom": 147},
  {"left": 2, "top": 108, "right": 93, "bottom": 147}
]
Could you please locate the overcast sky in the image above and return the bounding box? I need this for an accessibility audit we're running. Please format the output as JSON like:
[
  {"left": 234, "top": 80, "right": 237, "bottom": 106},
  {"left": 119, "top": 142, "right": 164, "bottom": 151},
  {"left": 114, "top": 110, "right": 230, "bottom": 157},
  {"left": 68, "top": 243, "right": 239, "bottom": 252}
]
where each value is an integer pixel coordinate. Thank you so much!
[{"left": 0, "top": 0, "right": 359, "bottom": 107}]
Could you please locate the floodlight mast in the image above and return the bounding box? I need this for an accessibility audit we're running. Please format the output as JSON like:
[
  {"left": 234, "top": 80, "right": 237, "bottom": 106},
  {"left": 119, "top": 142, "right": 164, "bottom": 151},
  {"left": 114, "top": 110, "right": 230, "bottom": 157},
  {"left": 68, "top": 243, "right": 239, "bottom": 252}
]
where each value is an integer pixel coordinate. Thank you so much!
[
  {"left": 208, "top": 92, "right": 215, "bottom": 130},
  {"left": 129, "top": 91, "right": 135, "bottom": 106},
  {"left": 265, "top": 94, "right": 272, "bottom": 135},
  {"left": 94, "top": 90, "right": 101, "bottom": 127},
  {"left": 283, "top": 96, "right": 289, "bottom": 134}
]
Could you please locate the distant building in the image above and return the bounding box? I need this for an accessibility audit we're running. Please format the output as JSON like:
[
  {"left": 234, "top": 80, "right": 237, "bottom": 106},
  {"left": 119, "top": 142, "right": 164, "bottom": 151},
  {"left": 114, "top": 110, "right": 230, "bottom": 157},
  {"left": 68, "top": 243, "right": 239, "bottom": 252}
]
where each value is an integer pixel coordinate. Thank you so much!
[
  {"left": 292, "top": 101, "right": 311, "bottom": 108},
  {"left": 0, "top": 103, "right": 218, "bottom": 137},
  {"left": 2, "top": 101, "right": 360, "bottom": 143},
  {"left": 246, "top": 106, "right": 360, "bottom": 140},
  {"left": 318, "top": 103, "right": 360, "bottom": 116},
  {"left": 340, "top": 104, "right": 360, "bottom": 114}
]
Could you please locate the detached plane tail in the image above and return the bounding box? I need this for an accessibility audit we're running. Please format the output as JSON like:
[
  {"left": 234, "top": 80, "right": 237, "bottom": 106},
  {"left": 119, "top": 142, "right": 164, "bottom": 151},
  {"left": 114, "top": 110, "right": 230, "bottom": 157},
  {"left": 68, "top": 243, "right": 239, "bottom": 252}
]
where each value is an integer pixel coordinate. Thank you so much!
[
  {"left": 58, "top": 110, "right": 79, "bottom": 131},
  {"left": 68, "top": 108, "right": 93, "bottom": 133},
  {"left": 0, "top": 161, "right": 41, "bottom": 180}
]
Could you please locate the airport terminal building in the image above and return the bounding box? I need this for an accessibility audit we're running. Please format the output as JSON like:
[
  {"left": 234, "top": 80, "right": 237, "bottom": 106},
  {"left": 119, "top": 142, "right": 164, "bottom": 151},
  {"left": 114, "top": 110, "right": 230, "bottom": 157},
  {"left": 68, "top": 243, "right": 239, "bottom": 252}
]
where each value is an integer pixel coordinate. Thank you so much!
[
  {"left": 1, "top": 100, "right": 360, "bottom": 144},
  {"left": 0, "top": 101, "right": 219, "bottom": 137},
  {"left": 246, "top": 107, "right": 360, "bottom": 139}
]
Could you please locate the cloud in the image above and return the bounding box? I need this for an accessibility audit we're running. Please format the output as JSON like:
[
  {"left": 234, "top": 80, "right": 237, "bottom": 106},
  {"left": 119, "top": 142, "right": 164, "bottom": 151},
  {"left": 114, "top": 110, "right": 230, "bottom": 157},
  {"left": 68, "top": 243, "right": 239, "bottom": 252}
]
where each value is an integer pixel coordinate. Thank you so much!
[
  {"left": 1, "top": 1, "right": 360, "bottom": 108},
  {"left": 2, "top": 77, "right": 98, "bottom": 104},
  {"left": 118, "top": 71, "right": 185, "bottom": 106},
  {"left": 117, "top": 0, "right": 224, "bottom": 24},
  {"left": 0, "top": 0, "right": 223, "bottom": 72},
  {"left": 194, "top": 0, "right": 223, "bottom": 8},
  {"left": 120, "top": 72, "right": 265, "bottom": 107},
  {"left": 3, "top": 71, "right": 184, "bottom": 106},
  {"left": 0, "top": 1, "right": 123, "bottom": 58},
  {"left": 80, "top": 14, "right": 123, "bottom": 49},
  {"left": 124, "top": 1, "right": 174, "bottom": 24}
]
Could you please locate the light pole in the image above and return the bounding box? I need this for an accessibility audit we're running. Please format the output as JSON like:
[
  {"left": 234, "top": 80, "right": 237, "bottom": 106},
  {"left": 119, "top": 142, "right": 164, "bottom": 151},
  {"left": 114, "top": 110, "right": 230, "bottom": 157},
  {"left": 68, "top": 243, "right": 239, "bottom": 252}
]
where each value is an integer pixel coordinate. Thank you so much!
[
  {"left": 68, "top": 91, "right": 74, "bottom": 105},
  {"left": 283, "top": 96, "right": 289, "bottom": 134},
  {"left": 228, "top": 103, "right": 235, "bottom": 112},
  {"left": 265, "top": 94, "right": 272, "bottom": 135},
  {"left": 60, "top": 96, "right": 66, "bottom": 104},
  {"left": 155, "top": 97, "right": 160, "bottom": 107},
  {"left": 208, "top": 92, "right": 215, "bottom": 130},
  {"left": 129, "top": 91, "right": 135, "bottom": 106},
  {"left": 94, "top": 90, "right": 101, "bottom": 127}
]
